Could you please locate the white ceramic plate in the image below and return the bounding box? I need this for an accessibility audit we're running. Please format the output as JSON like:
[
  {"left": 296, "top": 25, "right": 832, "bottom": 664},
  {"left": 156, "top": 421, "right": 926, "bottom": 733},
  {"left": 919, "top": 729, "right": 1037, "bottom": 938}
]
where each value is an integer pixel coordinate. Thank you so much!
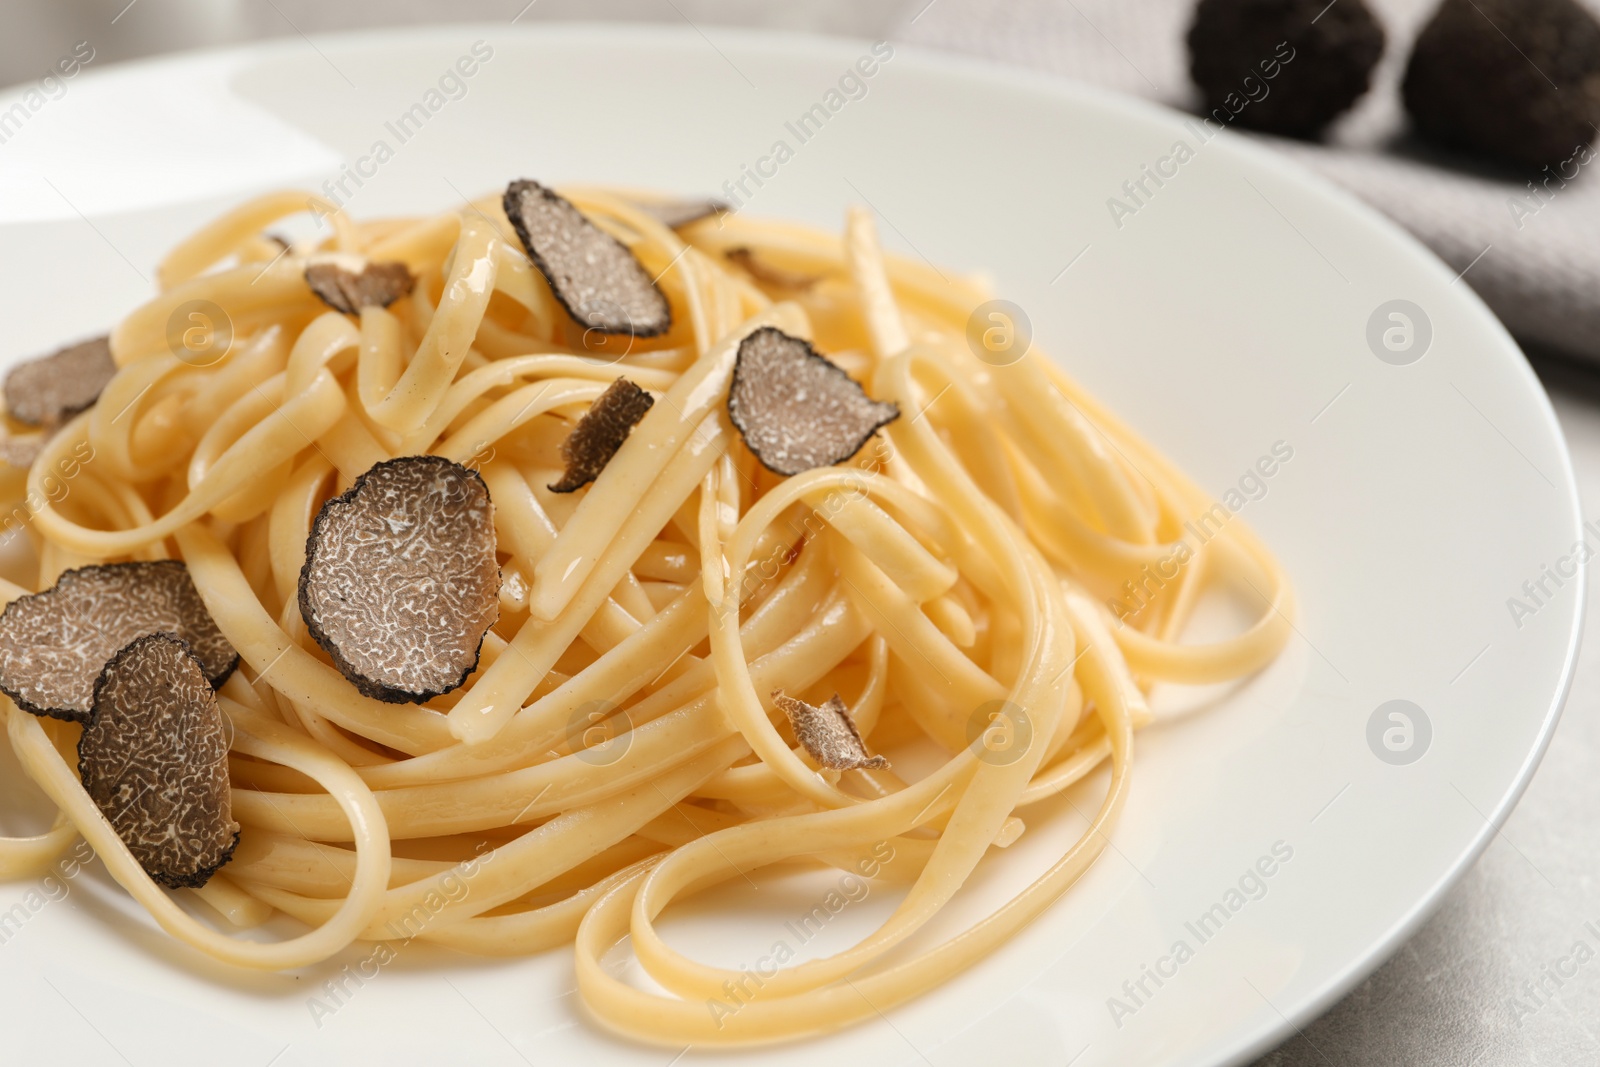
[{"left": 0, "top": 24, "right": 1582, "bottom": 1067}]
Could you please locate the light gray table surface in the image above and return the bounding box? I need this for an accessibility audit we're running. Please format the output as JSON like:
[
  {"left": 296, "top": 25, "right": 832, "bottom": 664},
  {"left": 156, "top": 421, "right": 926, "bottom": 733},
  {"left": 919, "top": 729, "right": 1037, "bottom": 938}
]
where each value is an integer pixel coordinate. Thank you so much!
[
  {"left": 5, "top": 3, "right": 1597, "bottom": 1064},
  {"left": 1255, "top": 347, "right": 1600, "bottom": 1067}
]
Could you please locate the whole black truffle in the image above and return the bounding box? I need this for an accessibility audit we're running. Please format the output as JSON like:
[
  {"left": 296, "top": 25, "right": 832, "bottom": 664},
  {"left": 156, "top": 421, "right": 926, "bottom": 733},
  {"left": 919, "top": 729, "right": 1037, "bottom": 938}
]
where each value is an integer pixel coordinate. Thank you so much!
[
  {"left": 1188, "top": 0, "right": 1386, "bottom": 138},
  {"left": 1403, "top": 0, "right": 1600, "bottom": 168}
]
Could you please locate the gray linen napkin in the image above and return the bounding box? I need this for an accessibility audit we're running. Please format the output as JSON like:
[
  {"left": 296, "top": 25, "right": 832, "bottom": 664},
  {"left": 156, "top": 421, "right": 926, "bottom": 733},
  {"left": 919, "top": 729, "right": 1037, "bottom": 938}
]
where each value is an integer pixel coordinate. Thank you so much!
[{"left": 895, "top": 0, "right": 1600, "bottom": 361}]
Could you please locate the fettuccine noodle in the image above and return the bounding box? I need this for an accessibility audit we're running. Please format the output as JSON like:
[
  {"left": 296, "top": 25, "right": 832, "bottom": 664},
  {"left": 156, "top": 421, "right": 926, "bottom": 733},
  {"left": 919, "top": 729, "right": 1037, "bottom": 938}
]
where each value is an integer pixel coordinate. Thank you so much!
[{"left": 0, "top": 186, "right": 1292, "bottom": 1045}]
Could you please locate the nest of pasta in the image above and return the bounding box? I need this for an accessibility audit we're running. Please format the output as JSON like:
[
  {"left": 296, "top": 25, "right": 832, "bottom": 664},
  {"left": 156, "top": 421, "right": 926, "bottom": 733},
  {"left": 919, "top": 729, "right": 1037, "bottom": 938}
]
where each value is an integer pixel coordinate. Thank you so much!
[{"left": 0, "top": 181, "right": 1292, "bottom": 1046}]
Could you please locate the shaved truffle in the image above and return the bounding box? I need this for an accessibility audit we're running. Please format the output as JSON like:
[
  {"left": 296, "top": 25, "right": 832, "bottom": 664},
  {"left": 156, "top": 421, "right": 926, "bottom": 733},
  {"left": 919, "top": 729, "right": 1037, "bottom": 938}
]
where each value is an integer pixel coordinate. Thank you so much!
[
  {"left": 728, "top": 327, "right": 899, "bottom": 476},
  {"left": 79, "top": 634, "right": 239, "bottom": 889},
  {"left": 299, "top": 455, "right": 499, "bottom": 703},
  {"left": 632, "top": 197, "right": 727, "bottom": 229},
  {"left": 0, "top": 561, "right": 238, "bottom": 723},
  {"left": 548, "top": 378, "right": 655, "bottom": 493},
  {"left": 774, "top": 690, "right": 889, "bottom": 771},
  {"left": 304, "top": 260, "right": 415, "bottom": 315},
  {"left": 725, "top": 248, "right": 820, "bottom": 292},
  {"left": 1403, "top": 0, "right": 1600, "bottom": 167},
  {"left": 1, "top": 435, "right": 44, "bottom": 470},
  {"left": 4, "top": 336, "right": 117, "bottom": 428},
  {"left": 503, "top": 179, "right": 671, "bottom": 337}
]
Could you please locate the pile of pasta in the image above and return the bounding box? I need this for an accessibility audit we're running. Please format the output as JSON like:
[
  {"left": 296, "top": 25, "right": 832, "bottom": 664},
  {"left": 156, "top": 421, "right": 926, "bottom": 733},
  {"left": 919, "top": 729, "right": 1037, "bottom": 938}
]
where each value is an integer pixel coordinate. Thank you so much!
[{"left": 0, "top": 184, "right": 1292, "bottom": 1045}]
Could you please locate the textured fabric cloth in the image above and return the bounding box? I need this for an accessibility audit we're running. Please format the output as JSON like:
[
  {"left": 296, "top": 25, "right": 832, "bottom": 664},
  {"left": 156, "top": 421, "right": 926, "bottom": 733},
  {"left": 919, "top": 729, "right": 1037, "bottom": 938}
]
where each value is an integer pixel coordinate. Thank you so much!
[{"left": 896, "top": 0, "right": 1600, "bottom": 361}]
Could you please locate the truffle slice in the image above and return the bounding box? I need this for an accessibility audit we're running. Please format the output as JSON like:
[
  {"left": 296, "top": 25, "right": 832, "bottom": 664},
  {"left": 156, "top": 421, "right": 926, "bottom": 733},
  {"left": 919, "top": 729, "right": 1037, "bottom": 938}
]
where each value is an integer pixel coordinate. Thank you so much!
[
  {"left": 1403, "top": 0, "right": 1600, "bottom": 168},
  {"left": 727, "top": 327, "right": 899, "bottom": 477},
  {"left": 0, "top": 560, "right": 239, "bottom": 723},
  {"left": 4, "top": 336, "right": 117, "bottom": 428},
  {"left": 632, "top": 197, "right": 728, "bottom": 230},
  {"left": 548, "top": 378, "right": 655, "bottom": 493},
  {"left": 774, "top": 690, "right": 889, "bottom": 771},
  {"left": 503, "top": 179, "right": 671, "bottom": 337},
  {"left": 79, "top": 633, "right": 239, "bottom": 890},
  {"left": 1187, "top": 0, "right": 1385, "bottom": 138},
  {"left": 725, "top": 248, "right": 820, "bottom": 292},
  {"left": 1, "top": 435, "right": 45, "bottom": 470},
  {"left": 304, "top": 260, "right": 416, "bottom": 315},
  {"left": 299, "top": 455, "right": 499, "bottom": 703}
]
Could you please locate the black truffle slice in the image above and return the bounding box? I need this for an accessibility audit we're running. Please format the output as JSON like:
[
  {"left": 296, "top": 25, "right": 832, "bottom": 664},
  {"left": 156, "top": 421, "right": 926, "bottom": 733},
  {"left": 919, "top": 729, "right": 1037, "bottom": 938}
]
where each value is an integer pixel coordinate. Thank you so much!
[
  {"left": 4, "top": 336, "right": 117, "bottom": 428},
  {"left": 79, "top": 633, "right": 239, "bottom": 890},
  {"left": 1, "top": 435, "right": 44, "bottom": 470},
  {"left": 548, "top": 378, "right": 655, "bottom": 493},
  {"left": 0, "top": 561, "right": 239, "bottom": 724},
  {"left": 631, "top": 197, "right": 728, "bottom": 229},
  {"left": 725, "top": 248, "right": 820, "bottom": 292},
  {"left": 299, "top": 455, "right": 500, "bottom": 703},
  {"left": 503, "top": 179, "right": 671, "bottom": 337},
  {"left": 1403, "top": 0, "right": 1600, "bottom": 168},
  {"left": 1188, "top": 0, "right": 1385, "bottom": 138},
  {"left": 304, "top": 260, "right": 416, "bottom": 315},
  {"left": 774, "top": 690, "right": 889, "bottom": 771},
  {"left": 727, "top": 327, "right": 899, "bottom": 477}
]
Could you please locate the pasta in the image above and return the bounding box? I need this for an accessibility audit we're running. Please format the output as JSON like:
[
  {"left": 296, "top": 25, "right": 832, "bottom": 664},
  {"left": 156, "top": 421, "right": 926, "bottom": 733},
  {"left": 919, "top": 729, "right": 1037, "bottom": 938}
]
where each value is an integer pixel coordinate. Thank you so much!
[{"left": 0, "top": 184, "right": 1293, "bottom": 1045}]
